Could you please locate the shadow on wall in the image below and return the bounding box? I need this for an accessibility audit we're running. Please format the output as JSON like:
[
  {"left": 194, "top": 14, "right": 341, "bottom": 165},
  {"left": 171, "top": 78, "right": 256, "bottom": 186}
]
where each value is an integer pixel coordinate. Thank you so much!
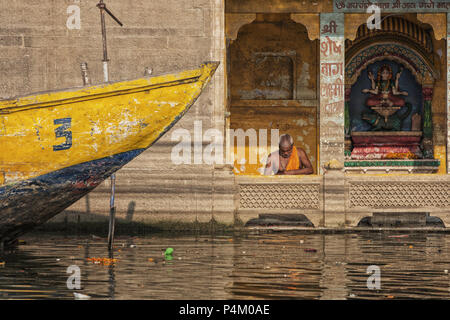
[
  {"left": 84, "top": 194, "right": 136, "bottom": 221},
  {"left": 126, "top": 201, "right": 136, "bottom": 221}
]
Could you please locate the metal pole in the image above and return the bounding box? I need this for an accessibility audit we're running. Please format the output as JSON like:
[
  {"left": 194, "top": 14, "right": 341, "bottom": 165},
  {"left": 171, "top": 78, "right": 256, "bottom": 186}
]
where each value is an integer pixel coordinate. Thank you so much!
[
  {"left": 99, "top": 1, "right": 114, "bottom": 250},
  {"left": 107, "top": 174, "right": 116, "bottom": 250},
  {"left": 96, "top": 0, "right": 123, "bottom": 251},
  {"left": 98, "top": 0, "right": 109, "bottom": 82},
  {"left": 108, "top": 249, "right": 116, "bottom": 299}
]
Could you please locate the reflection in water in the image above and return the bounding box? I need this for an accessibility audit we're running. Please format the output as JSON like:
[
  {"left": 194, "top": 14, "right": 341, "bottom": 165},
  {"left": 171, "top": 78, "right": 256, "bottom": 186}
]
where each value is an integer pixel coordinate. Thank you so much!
[
  {"left": 0, "top": 232, "right": 449, "bottom": 299},
  {"left": 108, "top": 250, "right": 115, "bottom": 300}
]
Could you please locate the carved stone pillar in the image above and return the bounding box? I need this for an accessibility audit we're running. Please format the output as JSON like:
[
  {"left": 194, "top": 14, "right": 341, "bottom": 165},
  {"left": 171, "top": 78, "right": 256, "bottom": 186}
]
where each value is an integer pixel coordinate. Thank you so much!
[
  {"left": 422, "top": 86, "right": 433, "bottom": 159},
  {"left": 319, "top": 13, "right": 345, "bottom": 173},
  {"left": 320, "top": 13, "right": 345, "bottom": 227},
  {"left": 447, "top": 14, "right": 450, "bottom": 172},
  {"left": 344, "top": 86, "right": 352, "bottom": 159},
  {"left": 323, "top": 160, "right": 345, "bottom": 228}
]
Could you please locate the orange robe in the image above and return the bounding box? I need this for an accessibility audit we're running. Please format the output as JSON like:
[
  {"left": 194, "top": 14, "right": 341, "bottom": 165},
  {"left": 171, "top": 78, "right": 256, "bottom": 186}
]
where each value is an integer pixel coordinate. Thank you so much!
[{"left": 285, "top": 146, "right": 300, "bottom": 171}]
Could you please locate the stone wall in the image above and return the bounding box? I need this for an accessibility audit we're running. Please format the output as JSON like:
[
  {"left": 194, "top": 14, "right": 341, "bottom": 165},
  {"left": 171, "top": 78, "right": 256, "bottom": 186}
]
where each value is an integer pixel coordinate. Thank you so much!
[
  {"left": 345, "top": 174, "right": 450, "bottom": 227},
  {"left": 1, "top": 0, "right": 449, "bottom": 229}
]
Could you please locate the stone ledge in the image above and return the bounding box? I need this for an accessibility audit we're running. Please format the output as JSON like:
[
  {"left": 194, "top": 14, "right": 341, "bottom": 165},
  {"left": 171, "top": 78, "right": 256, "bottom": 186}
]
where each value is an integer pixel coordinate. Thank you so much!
[
  {"left": 345, "top": 159, "right": 440, "bottom": 167},
  {"left": 344, "top": 159, "right": 441, "bottom": 174},
  {"left": 236, "top": 175, "right": 322, "bottom": 184}
]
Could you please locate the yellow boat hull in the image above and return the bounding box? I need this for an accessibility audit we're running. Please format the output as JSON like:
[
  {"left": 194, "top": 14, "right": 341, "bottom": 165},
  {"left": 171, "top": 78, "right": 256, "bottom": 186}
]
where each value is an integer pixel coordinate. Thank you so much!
[{"left": 0, "top": 62, "right": 218, "bottom": 242}]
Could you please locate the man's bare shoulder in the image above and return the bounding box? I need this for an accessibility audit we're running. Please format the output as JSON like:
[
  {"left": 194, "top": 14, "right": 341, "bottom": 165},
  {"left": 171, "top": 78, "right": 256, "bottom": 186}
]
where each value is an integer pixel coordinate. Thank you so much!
[{"left": 296, "top": 147, "right": 307, "bottom": 156}]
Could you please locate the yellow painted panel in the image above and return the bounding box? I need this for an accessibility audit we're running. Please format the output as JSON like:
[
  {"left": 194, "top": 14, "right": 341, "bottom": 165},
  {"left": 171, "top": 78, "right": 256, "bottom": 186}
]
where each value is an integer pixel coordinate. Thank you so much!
[{"left": 435, "top": 145, "right": 447, "bottom": 174}]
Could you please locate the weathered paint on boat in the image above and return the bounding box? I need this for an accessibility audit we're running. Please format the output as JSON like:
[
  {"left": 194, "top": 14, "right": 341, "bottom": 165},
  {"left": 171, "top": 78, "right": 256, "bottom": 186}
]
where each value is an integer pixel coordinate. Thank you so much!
[{"left": 0, "top": 62, "right": 219, "bottom": 243}]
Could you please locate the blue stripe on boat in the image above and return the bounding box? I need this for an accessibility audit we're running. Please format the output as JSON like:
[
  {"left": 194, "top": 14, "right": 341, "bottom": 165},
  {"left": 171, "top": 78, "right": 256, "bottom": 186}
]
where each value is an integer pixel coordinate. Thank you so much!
[{"left": 0, "top": 148, "right": 145, "bottom": 241}]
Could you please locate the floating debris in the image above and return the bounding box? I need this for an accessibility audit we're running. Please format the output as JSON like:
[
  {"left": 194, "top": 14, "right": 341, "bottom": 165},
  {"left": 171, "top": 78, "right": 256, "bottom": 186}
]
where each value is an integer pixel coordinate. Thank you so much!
[
  {"left": 163, "top": 248, "right": 174, "bottom": 261},
  {"left": 73, "top": 292, "right": 91, "bottom": 300},
  {"left": 0, "top": 261, "right": 5, "bottom": 267},
  {"left": 304, "top": 249, "right": 317, "bottom": 253},
  {"left": 86, "top": 257, "right": 118, "bottom": 266}
]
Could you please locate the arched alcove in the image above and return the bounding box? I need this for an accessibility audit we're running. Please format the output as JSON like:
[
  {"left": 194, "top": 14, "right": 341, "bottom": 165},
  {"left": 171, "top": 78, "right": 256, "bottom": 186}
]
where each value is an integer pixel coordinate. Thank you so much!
[
  {"left": 227, "top": 13, "right": 319, "bottom": 175},
  {"left": 344, "top": 15, "right": 442, "bottom": 173}
]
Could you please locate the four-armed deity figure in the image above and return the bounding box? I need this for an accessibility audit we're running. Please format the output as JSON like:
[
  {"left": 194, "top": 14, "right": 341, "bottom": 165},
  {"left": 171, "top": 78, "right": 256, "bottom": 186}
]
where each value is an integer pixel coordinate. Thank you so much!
[{"left": 362, "top": 64, "right": 408, "bottom": 108}]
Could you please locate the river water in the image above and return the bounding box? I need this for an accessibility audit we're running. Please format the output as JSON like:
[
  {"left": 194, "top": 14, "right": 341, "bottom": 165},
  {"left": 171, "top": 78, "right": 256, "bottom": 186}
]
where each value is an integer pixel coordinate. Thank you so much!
[{"left": 0, "top": 232, "right": 449, "bottom": 299}]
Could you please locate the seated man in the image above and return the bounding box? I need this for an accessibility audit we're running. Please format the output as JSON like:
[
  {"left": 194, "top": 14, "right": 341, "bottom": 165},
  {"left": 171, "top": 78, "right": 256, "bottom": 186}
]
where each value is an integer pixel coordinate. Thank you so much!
[{"left": 264, "top": 134, "right": 313, "bottom": 175}]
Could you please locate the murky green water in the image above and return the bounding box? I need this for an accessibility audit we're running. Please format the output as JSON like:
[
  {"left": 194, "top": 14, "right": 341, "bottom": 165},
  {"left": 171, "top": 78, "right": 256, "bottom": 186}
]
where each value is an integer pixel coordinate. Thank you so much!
[{"left": 0, "top": 232, "right": 449, "bottom": 299}]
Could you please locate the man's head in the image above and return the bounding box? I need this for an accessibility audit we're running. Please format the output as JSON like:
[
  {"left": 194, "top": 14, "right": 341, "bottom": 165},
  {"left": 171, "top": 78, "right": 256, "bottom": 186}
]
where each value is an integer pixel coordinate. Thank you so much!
[{"left": 279, "top": 134, "right": 294, "bottom": 158}]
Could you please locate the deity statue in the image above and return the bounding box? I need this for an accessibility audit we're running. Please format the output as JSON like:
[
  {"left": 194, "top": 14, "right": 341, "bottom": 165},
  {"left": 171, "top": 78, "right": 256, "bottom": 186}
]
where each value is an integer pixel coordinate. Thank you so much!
[
  {"left": 361, "top": 64, "right": 412, "bottom": 131},
  {"left": 362, "top": 64, "right": 408, "bottom": 108},
  {"left": 350, "top": 64, "right": 425, "bottom": 162}
]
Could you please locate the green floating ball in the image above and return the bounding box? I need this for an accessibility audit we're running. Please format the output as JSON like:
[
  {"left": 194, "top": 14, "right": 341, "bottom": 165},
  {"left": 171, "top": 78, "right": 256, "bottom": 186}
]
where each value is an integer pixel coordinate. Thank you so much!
[
  {"left": 164, "top": 248, "right": 174, "bottom": 256},
  {"left": 165, "top": 255, "right": 173, "bottom": 261}
]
